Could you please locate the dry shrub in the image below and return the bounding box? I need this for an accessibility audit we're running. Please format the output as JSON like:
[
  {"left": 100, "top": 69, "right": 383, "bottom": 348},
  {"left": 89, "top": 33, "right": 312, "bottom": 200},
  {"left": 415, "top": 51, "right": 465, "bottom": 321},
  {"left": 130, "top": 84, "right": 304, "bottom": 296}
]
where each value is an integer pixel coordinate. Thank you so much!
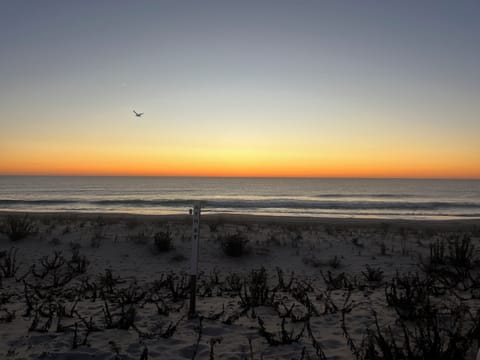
[
  {"left": 1, "top": 215, "right": 37, "bottom": 241},
  {"left": 220, "top": 233, "right": 249, "bottom": 257},
  {"left": 154, "top": 230, "right": 173, "bottom": 252}
]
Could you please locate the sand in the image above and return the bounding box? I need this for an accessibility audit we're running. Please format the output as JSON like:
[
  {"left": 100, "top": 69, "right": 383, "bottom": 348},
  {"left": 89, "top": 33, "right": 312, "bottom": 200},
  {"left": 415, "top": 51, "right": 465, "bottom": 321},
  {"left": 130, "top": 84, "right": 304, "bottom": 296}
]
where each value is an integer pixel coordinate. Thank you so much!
[{"left": 1, "top": 212, "right": 480, "bottom": 359}]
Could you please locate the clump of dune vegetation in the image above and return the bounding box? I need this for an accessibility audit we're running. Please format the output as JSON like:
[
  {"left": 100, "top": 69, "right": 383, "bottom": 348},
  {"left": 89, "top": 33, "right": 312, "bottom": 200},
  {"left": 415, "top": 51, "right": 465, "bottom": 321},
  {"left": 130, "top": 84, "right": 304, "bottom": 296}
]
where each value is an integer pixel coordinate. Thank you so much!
[
  {"left": 1, "top": 215, "right": 37, "bottom": 241},
  {"left": 154, "top": 230, "right": 174, "bottom": 252},
  {"left": 220, "top": 233, "right": 249, "bottom": 257}
]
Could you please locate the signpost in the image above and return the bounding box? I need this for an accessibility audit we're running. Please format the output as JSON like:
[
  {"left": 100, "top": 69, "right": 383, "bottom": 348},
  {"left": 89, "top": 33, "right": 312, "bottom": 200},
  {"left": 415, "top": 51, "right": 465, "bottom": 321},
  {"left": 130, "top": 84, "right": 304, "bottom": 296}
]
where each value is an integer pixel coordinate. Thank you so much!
[{"left": 189, "top": 202, "right": 201, "bottom": 317}]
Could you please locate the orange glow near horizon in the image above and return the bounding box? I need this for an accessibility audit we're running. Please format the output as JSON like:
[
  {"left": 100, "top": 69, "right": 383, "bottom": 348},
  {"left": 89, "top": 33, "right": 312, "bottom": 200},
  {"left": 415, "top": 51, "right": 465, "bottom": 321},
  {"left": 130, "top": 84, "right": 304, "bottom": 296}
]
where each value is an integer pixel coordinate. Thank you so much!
[
  {"left": 1, "top": 143, "right": 479, "bottom": 179},
  {"left": 1, "top": 107, "right": 479, "bottom": 179}
]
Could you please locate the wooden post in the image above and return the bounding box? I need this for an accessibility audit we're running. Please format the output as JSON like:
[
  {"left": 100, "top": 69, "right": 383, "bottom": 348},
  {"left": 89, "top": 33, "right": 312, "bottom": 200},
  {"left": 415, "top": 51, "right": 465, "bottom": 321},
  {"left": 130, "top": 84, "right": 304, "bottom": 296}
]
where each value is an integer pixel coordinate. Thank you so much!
[{"left": 189, "top": 202, "right": 201, "bottom": 317}]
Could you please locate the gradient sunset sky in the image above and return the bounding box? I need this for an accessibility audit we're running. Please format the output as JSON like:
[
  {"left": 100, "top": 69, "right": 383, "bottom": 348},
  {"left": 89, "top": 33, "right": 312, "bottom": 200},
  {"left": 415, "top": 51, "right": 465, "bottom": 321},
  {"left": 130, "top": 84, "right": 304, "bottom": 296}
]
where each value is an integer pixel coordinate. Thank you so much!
[{"left": 1, "top": 1, "right": 479, "bottom": 178}]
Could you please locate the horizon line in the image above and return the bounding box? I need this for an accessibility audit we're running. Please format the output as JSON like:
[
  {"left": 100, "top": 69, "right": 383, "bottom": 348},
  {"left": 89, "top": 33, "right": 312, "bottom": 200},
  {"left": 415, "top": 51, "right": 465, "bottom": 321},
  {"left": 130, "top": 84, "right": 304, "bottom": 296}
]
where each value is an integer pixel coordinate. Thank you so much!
[{"left": 1, "top": 174, "right": 479, "bottom": 181}]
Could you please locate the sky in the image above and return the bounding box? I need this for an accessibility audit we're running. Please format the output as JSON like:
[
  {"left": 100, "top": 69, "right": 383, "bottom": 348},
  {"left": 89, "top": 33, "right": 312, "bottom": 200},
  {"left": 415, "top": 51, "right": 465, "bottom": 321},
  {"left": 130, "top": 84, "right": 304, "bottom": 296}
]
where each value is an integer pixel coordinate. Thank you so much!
[{"left": 0, "top": 0, "right": 479, "bottom": 178}]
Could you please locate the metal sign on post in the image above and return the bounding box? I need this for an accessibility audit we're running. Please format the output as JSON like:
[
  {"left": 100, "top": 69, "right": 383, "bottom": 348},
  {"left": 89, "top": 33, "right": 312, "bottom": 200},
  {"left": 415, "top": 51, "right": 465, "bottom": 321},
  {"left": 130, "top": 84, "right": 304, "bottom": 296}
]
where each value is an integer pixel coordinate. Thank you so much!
[{"left": 189, "top": 202, "right": 201, "bottom": 317}]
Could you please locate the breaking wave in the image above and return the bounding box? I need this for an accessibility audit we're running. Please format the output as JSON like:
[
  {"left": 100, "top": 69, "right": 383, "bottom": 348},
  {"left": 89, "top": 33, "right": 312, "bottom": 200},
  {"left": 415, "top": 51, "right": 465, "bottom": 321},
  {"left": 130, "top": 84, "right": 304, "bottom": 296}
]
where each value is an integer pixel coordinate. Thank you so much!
[{"left": 1, "top": 198, "right": 479, "bottom": 212}]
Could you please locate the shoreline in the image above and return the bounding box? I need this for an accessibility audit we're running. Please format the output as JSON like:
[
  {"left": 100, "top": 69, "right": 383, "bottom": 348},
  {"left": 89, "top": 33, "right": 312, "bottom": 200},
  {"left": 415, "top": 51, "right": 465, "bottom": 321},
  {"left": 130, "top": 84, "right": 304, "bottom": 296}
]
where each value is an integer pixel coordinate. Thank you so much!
[{"left": 1, "top": 210, "right": 479, "bottom": 231}]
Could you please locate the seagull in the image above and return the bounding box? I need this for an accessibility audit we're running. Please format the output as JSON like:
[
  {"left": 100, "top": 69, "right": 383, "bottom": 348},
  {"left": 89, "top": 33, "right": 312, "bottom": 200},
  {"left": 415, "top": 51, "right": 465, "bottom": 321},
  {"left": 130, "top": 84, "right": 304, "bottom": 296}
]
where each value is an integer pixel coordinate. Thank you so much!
[{"left": 133, "top": 110, "right": 144, "bottom": 117}]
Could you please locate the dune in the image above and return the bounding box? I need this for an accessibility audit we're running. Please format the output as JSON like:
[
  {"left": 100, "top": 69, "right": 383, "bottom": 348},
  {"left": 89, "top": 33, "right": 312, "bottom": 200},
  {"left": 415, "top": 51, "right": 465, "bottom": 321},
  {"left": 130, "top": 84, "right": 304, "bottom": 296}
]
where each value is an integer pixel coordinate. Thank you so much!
[{"left": 1, "top": 212, "right": 479, "bottom": 359}]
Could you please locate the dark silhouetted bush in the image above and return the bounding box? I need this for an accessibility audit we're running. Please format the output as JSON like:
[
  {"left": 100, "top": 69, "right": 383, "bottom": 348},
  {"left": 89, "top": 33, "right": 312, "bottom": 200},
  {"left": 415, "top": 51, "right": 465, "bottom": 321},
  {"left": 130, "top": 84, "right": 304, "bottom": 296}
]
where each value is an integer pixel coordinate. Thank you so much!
[
  {"left": 361, "top": 265, "right": 384, "bottom": 283},
  {"left": 1, "top": 215, "right": 37, "bottom": 241},
  {"left": 448, "top": 234, "right": 475, "bottom": 270},
  {"left": 429, "top": 239, "right": 446, "bottom": 266},
  {"left": 154, "top": 230, "right": 173, "bottom": 252},
  {"left": 220, "top": 233, "right": 249, "bottom": 257},
  {"left": 0, "top": 247, "right": 20, "bottom": 278},
  {"left": 385, "top": 272, "right": 430, "bottom": 320},
  {"left": 345, "top": 305, "right": 480, "bottom": 360}
]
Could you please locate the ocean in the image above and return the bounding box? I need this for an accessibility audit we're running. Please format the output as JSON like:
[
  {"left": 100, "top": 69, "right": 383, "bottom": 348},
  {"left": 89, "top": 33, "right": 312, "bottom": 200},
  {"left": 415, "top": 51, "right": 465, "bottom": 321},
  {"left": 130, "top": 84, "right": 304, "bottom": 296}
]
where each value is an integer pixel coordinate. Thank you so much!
[{"left": 0, "top": 176, "right": 479, "bottom": 220}]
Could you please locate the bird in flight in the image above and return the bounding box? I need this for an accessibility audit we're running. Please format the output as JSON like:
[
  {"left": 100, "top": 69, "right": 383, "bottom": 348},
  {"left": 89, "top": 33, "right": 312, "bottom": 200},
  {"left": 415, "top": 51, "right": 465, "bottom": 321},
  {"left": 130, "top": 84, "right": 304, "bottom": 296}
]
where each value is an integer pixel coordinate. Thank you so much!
[{"left": 133, "top": 110, "right": 144, "bottom": 117}]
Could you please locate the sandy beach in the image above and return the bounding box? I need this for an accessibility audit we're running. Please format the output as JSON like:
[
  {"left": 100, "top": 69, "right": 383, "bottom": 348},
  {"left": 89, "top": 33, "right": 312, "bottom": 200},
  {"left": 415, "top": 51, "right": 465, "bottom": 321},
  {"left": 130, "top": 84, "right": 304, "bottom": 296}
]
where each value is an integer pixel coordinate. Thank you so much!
[{"left": 1, "top": 212, "right": 480, "bottom": 359}]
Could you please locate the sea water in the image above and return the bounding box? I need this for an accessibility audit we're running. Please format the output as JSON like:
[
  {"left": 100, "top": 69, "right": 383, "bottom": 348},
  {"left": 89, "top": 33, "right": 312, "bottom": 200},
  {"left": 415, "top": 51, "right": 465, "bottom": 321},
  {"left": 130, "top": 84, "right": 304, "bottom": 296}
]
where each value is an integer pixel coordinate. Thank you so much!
[{"left": 0, "top": 176, "right": 479, "bottom": 220}]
